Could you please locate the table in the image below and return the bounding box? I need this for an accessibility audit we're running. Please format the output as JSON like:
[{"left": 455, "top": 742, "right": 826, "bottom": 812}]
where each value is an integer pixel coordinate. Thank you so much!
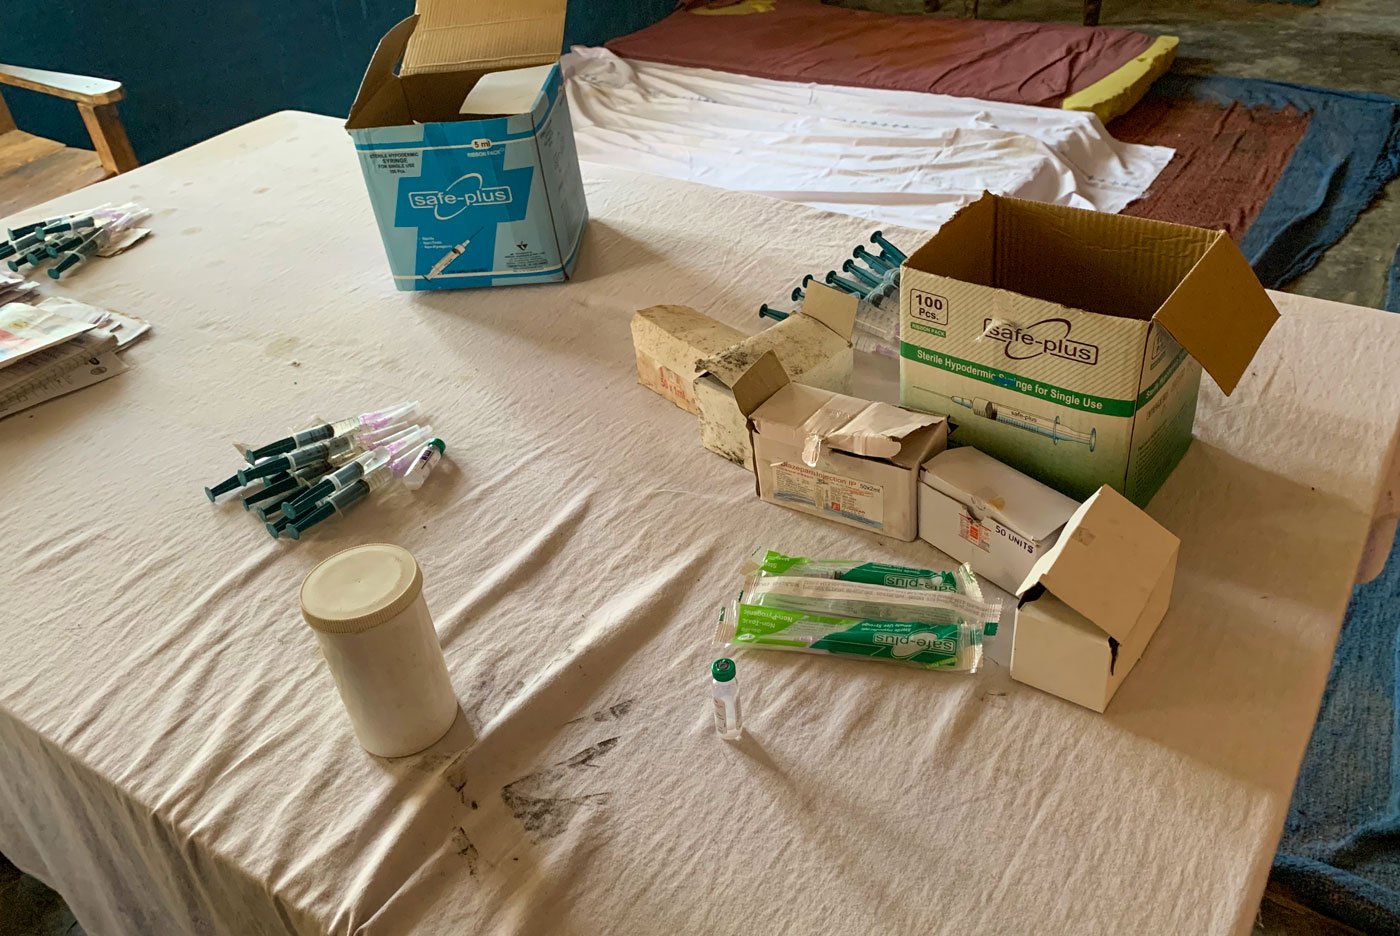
[{"left": 2, "top": 112, "right": 1398, "bottom": 936}]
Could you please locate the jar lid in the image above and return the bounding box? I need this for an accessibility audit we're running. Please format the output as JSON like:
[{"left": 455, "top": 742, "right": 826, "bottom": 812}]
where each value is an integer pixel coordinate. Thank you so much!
[{"left": 300, "top": 543, "right": 423, "bottom": 634}]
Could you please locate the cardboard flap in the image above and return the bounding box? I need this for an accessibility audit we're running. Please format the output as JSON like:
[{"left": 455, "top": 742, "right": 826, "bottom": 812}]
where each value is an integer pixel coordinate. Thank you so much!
[
  {"left": 404, "top": 0, "right": 565, "bottom": 77},
  {"left": 890, "top": 420, "right": 947, "bottom": 470},
  {"left": 800, "top": 282, "right": 857, "bottom": 342},
  {"left": 727, "top": 351, "right": 792, "bottom": 418},
  {"left": 791, "top": 397, "right": 878, "bottom": 465},
  {"left": 1015, "top": 485, "right": 1179, "bottom": 642},
  {"left": 459, "top": 63, "right": 554, "bottom": 115},
  {"left": 1153, "top": 235, "right": 1279, "bottom": 395},
  {"left": 822, "top": 404, "right": 942, "bottom": 462},
  {"left": 346, "top": 15, "right": 419, "bottom": 130},
  {"left": 922, "top": 447, "right": 1078, "bottom": 541}
]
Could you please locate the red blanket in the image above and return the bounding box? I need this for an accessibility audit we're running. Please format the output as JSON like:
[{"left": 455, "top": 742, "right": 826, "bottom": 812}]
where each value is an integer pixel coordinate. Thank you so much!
[{"left": 607, "top": 0, "right": 1155, "bottom": 107}]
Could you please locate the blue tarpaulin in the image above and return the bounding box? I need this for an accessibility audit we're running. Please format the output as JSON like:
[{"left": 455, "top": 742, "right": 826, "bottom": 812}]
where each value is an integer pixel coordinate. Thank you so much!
[{"left": 1274, "top": 538, "right": 1400, "bottom": 934}]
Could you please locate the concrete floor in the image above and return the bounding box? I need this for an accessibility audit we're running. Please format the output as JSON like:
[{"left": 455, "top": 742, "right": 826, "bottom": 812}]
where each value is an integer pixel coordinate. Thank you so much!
[
  {"left": 0, "top": 855, "right": 79, "bottom": 936},
  {"left": 2, "top": 3, "right": 1396, "bottom": 935}
]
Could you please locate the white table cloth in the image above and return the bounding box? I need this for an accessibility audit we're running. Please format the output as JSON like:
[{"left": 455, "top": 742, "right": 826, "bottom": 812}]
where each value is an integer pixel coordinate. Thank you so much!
[{"left": 2, "top": 112, "right": 1398, "bottom": 936}]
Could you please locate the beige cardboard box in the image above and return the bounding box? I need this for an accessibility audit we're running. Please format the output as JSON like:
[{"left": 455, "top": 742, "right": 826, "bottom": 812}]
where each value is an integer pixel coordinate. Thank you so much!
[
  {"left": 632, "top": 305, "right": 748, "bottom": 414},
  {"left": 899, "top": 193, "right": 1279, "bottom": 505},
  {"left": 918, "top": 446, "right": 1080, "bottom": 594},
  {"left": 727, "top": 352, "right": 947, "bottom": 541},
  {"left": 696, "top": 283, "right": 857, "bottom": 468},
  {"left": 1010, "top": 485, "right": 1180, "bottom": 712}
]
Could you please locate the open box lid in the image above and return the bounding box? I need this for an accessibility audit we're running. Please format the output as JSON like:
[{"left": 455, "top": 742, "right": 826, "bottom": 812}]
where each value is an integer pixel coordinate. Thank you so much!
[
  {"left": 346, "top": 0, "right": 566, "bottom": 130},
  {"left": 1151, "top": 234, "right": 1280, "bottom": 395},
  {"left": 404, "top": 0, "right": 566, "bottom": 78},
  {"left": 694, "top": 282, "right": 854, "bottom": 395},
  {"left": 904, "top": 193, "right": 1279, "bottom": 398},
  {"left": 732, "top": 352, "right": 943, "bottom": 467},
  {"left": 459, "top": 64, "right": 557, "bottom": 115},
  {"left": 922, "top": 447, "right": 1079, "bottom": 542},
  {"left": 1014, "top": 485, "right": 1180, "bottom": 643},
  {"left": 820, "top": 403, "right": 944, "bottom": 466},
  {"left": 797, "top": 281, "right": 858, "bottom": 345}
]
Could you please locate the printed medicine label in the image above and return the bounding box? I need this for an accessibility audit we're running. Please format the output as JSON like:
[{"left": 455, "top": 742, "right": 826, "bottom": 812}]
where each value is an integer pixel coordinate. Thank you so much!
[
  {"left": 959, "top": 514, "right": 992, "bottom": 552},
  {"left": 771, "top": 462, "right": 884, "bottom": 531}
]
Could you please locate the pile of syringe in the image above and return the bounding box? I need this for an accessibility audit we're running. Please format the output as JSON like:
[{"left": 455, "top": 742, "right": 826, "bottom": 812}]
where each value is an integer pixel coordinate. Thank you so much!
[
  {"left": 758, "top": 230, "right": 908, "bottom": 357},
  {"left": 0, "top": 203, "right": 149, "bottom": 279},
  {"left": 203, "top": 401, "right": 447, "bottom": 540}
]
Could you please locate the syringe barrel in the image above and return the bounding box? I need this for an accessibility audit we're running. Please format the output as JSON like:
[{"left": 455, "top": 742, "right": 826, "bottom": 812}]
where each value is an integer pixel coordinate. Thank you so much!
[
  {"left": 294, "top": 435, "right": 357, "bottom": 467},
  {"left": 328, "top": 479, "right": 371, "bottom": 511},
  {"left": 285, "top": 444, "right": 329, "bottom": 469},
  {"left": 291, "top": 424, "right": 334, "bottom": 447},
  {"left": 290, "top": 459, "right": 330, "bottom": 481}
]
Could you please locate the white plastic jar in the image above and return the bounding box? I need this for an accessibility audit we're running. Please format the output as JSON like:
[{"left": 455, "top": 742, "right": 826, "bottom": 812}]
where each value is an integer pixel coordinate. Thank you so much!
[{"left": 299, "top": 543, "right": 457, "bottom": 757}]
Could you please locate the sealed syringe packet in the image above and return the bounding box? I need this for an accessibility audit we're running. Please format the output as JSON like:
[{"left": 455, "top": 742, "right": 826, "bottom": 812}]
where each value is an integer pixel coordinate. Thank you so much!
[
  {"left": 717, "top": 550, "right": 1002, "bottom": 672},
  {"left": 740, "top": 548, "right": 998, "bottom": 635}
]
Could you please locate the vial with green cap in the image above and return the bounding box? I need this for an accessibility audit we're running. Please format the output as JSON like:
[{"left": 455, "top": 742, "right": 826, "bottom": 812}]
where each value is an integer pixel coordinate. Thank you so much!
[
  {"left": 711, "top": 658, "right": 742, "bottom": 741},
  {"left": 401, "top": 438, "right": 445, "bottom": 491}
]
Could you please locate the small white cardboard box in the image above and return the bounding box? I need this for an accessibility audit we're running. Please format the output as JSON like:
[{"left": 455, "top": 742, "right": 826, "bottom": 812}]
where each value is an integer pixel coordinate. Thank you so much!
[
  {"left": 695, "top": 283, "right": 857, "bottom": 468},
  {"left": 918, "top": 446, "right": 1080, "bottom": 594},
  {"left": 1010, "top": 484, "right": 1179, "bottom": 712},
  {"left": 632, "top": 305, "right": 748, "bottom": 415},
  {"left": 728, "top": 352, "right": 948, "bottom": 541}
]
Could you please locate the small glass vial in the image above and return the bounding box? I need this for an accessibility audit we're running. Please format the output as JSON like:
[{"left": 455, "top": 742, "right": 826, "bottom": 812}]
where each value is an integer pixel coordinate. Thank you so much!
[
  {"left": 402, "top": 438, "right": 445, "bottom": 491},
  {"left": 711, "top": 658, "right": 742, "bottom": 740}
]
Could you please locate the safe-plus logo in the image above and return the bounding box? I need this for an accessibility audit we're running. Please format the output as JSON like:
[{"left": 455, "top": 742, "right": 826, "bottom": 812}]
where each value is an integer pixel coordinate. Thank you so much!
[
  {"left": 408, "top": 172, "right": 512, "bottom": 220},
  {"left": 982, "top": 317, "right": 1099, "bottom": 365}
]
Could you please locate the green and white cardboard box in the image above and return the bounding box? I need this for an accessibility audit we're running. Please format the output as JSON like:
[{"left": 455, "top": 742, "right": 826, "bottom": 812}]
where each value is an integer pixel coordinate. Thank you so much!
[{"left": 899, "top": 193, "right": 1279, "bottom": 505}]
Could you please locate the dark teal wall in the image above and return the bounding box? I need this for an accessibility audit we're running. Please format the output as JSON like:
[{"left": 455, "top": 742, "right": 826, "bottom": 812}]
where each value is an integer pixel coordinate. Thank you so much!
[{"left": 0, "top": 1, "right": 672, "bottom": 164}]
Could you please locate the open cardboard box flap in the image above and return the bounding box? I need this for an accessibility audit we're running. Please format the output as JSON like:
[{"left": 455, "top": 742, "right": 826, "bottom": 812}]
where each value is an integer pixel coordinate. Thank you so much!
[
  {"left": 346, "top": 16, "right": 420, "bottom": 130},
  {"left": 923, "top": 447, "right": 1079, "bottom": 541},
  {"left": 1153, "top": 235, "right": 1279, "bottom": 395},
  {"left": 728, "top": 350, "right": 792, "bottom": 417},
  {"left": 731, "top": 351, "right": 941, "bottom": 465},
  {"left": 908, "top": 193, "right": 1279, "bottom": 398},
  {"left": 1014, "top": 485, "right": 1180, "bottom": 643},
  {"left": 797, "top": 281, "right": 858, "bottom": 344},
  {"left": 346, "top": 0, "right": 566, "bottom": 130},
  {"left": 405, "top": 0, "right": 565, "bottom": 77},
  {"left": 822, "top": 405, "right": 942, "bottom": 464}
]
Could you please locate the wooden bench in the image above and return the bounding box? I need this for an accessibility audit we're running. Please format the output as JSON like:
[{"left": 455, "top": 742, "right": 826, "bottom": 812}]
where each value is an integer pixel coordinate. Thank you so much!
[{"left": 0, "top": 64, "right": 137, "bottom": 217}]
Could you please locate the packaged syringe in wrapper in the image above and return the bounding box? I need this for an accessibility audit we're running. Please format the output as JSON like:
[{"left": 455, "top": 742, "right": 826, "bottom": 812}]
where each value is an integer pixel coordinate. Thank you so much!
[{"left": 717, "top": 550, "right": 1001, "bottom": 673}]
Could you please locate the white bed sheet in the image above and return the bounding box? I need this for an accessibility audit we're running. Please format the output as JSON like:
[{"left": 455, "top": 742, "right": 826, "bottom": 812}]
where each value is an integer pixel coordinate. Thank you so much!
[
  {"left": 564, "top": 47, "right": 1173, "bottom": 230},
  {"left": 2, "top": 113, "right": 1399, "bottom": 936}
]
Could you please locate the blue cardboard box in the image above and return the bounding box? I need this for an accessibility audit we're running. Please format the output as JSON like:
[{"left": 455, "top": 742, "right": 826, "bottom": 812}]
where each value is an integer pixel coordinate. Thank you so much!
[{"left": 346, "top": 8, "right": 588, "bottom": 291}]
